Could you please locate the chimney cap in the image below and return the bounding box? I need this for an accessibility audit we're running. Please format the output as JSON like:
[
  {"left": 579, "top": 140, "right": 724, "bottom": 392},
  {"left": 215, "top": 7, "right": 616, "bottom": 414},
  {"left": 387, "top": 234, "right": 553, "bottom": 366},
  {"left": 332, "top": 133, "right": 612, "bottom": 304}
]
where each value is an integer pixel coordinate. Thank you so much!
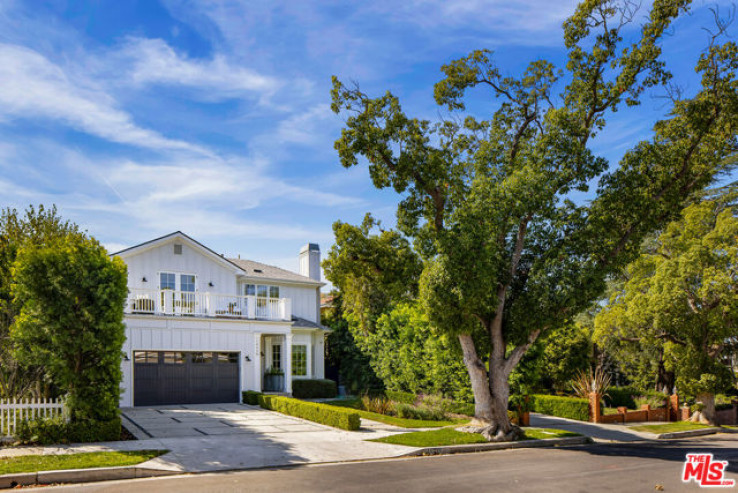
[{"left": 300, "top": 243, "right": 320, "bottom": 253}]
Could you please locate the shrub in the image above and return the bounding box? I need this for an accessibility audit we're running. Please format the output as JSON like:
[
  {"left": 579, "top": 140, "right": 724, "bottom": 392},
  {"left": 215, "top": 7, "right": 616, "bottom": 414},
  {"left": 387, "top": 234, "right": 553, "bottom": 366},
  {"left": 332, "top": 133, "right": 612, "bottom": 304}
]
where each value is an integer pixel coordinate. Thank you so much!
[
  {"left": 393, "top": 403, "right": 447, "bottom": 421},
  {"left": 530, "top": 394, "right": 589, "bottom": 421},
  {"left": 604, "top": 386, "right": 638, "bottom": 409},
  {"left": 635, "top": 393, "right": 668, "bottom": 409},
  {"left": 385, "top": 390, "right": 417, "bottom": 405},
  {"left": 447, "top": 402, "right": 475, "bottom": 416},
  {"left": 16, "top": 416, "right": 121, "bottom": 445},
  {"left": 242, "top": 391, "right": 263, "bottom": 405},
  {"left": 292, "top": 379, "right": 338, "bottom": 399},
  {"left": 258, "top": 395, "right": 360, "bottom": 431},
  {"left": 361, "top": 395, "right": 393, "bottom": 415},
  {"left": 716, "top": 394, "right": 736, "bottom": 411}
]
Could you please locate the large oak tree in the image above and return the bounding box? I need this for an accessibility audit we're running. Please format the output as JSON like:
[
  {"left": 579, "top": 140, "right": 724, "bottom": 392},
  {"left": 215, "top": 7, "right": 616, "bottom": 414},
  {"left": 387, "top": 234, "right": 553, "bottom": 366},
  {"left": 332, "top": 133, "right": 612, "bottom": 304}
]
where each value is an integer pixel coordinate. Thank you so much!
[{"left": 329, "top": 0, "right": 738, "bottom": 440}]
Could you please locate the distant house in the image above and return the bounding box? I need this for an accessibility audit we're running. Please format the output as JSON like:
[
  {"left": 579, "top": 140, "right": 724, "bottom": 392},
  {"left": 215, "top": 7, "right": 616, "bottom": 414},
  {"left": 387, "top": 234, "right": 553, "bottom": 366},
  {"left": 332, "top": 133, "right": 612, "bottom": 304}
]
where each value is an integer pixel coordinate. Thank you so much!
[{"left": 112, "top": 232, "right": 327, "bottom": 407}]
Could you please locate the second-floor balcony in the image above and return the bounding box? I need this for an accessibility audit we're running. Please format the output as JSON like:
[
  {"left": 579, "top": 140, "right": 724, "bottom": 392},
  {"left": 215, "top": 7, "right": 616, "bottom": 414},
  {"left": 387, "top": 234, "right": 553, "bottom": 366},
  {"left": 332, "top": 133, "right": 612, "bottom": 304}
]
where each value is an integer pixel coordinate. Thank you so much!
[{"left": 125, "top": 289, "right": 292, "bottom": 321}]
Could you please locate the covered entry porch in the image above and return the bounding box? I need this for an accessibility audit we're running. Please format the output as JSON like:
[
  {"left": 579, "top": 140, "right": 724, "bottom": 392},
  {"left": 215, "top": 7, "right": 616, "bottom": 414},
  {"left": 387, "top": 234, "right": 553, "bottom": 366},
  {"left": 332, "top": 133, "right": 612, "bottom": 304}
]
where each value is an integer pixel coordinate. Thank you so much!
[{"left": 257, "top": 328, "right": 319, "bottom": 394}]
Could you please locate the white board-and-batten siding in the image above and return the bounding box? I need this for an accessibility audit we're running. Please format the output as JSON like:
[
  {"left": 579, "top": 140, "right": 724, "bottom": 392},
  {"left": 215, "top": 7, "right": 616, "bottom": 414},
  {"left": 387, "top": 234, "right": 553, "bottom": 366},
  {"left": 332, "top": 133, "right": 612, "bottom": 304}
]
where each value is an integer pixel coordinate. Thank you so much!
[
  {"left": 120, "top": 317, "right": 292, "bottom": 407},
  {"left": 124, "top": 242, "right": 239, "bottom": 293}
]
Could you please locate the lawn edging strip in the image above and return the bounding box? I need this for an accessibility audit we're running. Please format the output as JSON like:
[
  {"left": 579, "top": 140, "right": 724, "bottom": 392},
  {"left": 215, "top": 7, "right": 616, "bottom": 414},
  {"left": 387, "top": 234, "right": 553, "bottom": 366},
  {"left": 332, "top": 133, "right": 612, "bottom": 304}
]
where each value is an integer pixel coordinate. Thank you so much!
[
  {"left": 0, "top": 465, "right": 179, "bottom": 489},
  {"left": 402, "top": 436, "right": 590, "bottom": 457},
  {"left": 654, "top": 427, "right": 722, "bottom": 440}
]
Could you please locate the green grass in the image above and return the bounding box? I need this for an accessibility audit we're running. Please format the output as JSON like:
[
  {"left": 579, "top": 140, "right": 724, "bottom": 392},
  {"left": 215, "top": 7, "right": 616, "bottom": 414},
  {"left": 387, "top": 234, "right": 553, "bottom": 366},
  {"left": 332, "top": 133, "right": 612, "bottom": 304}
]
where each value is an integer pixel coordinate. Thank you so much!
[
  {"left": 323, "top": 399, "right": 465, "bottom": 428},
  {"left": 0, "top": 450, "right": 167, "bottom": 475},
  {"left": 371, "top": 427, "right": 580, "bottom": 447},
  {"left": 629, "top": 422, "right": 714, "bottom": 434}
]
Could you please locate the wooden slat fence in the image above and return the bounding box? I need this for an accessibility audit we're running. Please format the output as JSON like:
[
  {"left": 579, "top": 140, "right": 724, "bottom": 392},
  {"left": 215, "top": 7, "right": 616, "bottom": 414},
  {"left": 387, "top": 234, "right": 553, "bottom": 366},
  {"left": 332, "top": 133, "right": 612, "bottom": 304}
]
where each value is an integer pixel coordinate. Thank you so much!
[{"left": 0, "top": 397, "right": 67, "bottom": 438}]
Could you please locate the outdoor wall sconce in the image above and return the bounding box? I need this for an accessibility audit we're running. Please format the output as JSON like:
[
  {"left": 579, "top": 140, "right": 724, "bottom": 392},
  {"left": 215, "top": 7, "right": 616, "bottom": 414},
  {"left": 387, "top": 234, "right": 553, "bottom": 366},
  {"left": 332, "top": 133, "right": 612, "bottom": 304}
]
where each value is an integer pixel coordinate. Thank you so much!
[
  {"left": 208, "top": 282, "right": 214, "bottom": 287},
  {"left": 142, "top": 277, "right": 147, "bottom": 283},
  {"left": 244, "top": 355, "right": 251, "bottom": 362},
  {"left": 122, "top": 352, "right": 130, "bottom": 361}
]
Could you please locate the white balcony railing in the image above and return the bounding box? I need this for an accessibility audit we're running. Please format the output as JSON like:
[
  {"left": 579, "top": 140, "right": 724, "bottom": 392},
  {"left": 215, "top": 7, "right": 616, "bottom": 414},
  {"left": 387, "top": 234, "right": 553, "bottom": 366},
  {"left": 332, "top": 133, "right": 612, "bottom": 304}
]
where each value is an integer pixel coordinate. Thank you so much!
[{"left": 125, "top": 289, "right": 292, "bottom": 321}]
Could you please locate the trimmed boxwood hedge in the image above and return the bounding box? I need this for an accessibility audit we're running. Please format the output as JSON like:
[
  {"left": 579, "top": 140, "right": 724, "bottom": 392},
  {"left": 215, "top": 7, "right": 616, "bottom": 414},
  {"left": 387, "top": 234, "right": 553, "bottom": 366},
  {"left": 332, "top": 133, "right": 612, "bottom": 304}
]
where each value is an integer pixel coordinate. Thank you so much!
[
  {"left": 292, "top": 379, "right": 338, "bottom": 399},
  {"left": 242, "top": 390, "right": 262, "bottom": 405},
  {"left": 258, "top": 395, "right": 361, "bottom": 431},
  {"left": 531, "top": 395, "right": 589, "bottom": 421},
  {"left": 16, "top": 416, "right": 122, "bottom": 445}
]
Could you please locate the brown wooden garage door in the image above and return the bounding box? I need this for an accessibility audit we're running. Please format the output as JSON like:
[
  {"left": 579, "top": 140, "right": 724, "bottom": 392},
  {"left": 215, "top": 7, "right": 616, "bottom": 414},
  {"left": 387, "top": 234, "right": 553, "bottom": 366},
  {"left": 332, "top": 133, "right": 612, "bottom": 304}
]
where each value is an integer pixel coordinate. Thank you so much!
[{"left": 133, "top": 351, "right": 239, "bottom": 406}]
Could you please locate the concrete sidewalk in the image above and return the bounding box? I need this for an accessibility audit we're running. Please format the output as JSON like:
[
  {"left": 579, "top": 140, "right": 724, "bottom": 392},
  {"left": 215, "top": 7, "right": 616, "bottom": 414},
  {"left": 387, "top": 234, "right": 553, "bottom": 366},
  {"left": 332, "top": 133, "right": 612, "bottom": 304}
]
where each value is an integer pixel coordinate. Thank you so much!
[
  {"left": 530, "top": 413, "right": 655, "bottom": 442},
  {"left": 0, "top": 404, "right": 417, "bottom": 473}
]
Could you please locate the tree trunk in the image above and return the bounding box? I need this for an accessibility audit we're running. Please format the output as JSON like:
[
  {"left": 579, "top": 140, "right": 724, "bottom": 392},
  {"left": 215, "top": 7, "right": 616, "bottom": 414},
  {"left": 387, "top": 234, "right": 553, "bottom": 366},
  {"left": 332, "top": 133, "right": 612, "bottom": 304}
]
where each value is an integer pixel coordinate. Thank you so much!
[
  {"left": 457, "top": 334, "right": 521, "bottom": 442},
  {"left": 695, "top": 393, "right": 717, "bottom": 425}
]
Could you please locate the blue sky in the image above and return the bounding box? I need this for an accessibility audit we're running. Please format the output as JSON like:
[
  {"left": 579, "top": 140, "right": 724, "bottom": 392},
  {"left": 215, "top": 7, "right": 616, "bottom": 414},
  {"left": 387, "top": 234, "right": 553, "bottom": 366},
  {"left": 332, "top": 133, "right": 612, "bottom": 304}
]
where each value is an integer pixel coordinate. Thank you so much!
[{"left": 0, "top": 0, "right": 734, "bottom": 281}]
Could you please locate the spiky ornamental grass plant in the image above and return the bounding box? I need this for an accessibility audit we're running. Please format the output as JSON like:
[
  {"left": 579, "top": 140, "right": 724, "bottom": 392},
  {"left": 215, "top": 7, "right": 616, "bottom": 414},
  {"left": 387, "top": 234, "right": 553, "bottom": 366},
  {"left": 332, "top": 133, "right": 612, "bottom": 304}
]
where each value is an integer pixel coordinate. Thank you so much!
[{"left": 327, "top": 0, "right": 738, "bottom": 441}]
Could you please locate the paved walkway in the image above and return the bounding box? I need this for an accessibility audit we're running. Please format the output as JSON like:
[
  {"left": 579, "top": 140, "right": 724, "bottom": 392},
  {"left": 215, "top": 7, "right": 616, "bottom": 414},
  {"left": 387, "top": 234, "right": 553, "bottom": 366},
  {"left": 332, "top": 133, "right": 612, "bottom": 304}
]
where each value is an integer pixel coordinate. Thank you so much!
[
  {"left": 0, "top": 404, "right": 416, "bottom": 473},
  {"left": 530, "top": 413, "right": 655, "bottom": 442}
]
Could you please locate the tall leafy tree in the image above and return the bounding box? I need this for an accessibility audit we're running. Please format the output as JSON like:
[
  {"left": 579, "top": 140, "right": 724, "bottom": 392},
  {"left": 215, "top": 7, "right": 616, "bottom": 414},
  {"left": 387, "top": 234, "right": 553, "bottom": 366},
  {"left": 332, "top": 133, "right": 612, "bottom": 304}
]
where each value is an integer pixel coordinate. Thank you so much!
[
  {"left": 595, "top": 194, "right": 738, "bottom": 423},
  {"left": 330, "top": 0, "right": 738, "bottom": 440},
  {"left": 11, "top": 234, "right": 128, "bottom": 423},
  {"left": 0, "top": 205, "right": 79, "bottom": 397}
]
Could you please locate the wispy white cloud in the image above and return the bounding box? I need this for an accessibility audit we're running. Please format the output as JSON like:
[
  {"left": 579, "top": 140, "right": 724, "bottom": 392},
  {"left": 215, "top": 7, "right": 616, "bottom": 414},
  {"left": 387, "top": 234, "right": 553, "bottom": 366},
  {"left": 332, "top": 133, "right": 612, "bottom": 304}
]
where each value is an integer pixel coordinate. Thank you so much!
[
  {"left": 0, "top": 44, "right": 210, "bottom": 154},
  {"left": 118, "top": 37, "right": 282, "bottom": 102}
]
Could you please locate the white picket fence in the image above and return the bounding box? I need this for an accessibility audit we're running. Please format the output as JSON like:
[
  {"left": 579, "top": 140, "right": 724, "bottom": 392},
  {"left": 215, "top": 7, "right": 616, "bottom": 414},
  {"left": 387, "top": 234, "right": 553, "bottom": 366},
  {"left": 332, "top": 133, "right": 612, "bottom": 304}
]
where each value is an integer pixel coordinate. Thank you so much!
[{"left": 0, "top": 397, "right": 67, "bottom": 438}]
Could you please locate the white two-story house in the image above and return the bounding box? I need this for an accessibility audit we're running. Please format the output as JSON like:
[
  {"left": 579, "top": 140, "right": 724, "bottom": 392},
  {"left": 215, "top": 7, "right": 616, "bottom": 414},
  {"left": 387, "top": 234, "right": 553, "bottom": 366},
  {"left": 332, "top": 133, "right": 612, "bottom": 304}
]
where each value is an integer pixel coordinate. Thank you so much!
[{"left": 112, "top": 231, "right": 327, "bottom": 407}]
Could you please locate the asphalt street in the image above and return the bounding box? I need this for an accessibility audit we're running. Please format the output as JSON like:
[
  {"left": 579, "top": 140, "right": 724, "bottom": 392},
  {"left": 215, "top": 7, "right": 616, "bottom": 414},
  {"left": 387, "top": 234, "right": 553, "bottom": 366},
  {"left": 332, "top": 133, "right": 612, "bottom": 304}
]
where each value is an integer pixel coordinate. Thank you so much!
[{"left": 47, "top": 435, "right": 738, "bottom": 493}]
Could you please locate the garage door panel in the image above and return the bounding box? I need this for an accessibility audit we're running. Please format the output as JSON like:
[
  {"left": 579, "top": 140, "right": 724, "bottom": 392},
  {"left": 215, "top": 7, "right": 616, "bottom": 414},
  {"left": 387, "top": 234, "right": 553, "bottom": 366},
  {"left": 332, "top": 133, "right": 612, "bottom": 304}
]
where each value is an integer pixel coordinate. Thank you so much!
[{"left": 133, "top": 350, "right": 239, "bottom": 406}]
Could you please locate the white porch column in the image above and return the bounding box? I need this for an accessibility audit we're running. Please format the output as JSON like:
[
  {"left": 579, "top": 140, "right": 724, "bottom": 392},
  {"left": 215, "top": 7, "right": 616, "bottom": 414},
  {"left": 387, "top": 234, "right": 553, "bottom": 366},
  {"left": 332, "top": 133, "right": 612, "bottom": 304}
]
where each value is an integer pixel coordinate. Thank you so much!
[
  {"left": 306, "top": 336, "right": 313, "bottom": 379},
  {"left": 253, "top": 333, "right": 262, "bottom": 392},
  {"left": 284, "top": 333, "right": 293, "bottom": 394}
]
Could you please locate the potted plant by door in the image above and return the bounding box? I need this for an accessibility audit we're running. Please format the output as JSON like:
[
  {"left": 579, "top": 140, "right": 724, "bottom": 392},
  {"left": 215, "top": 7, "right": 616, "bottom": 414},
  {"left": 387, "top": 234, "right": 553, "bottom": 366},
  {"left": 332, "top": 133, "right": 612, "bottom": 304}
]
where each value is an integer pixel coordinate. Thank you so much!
[{"left": 264, "top": 367, "right": 285, "bottom": 392}]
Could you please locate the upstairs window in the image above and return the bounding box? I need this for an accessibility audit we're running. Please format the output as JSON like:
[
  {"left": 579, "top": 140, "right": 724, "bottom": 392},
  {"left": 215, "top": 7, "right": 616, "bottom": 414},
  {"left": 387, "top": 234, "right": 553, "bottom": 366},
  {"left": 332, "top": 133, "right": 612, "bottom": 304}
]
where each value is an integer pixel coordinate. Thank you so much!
[
  {"left": 160, "top": 272, "right": 175, "bottom": 290},
  {"left": 244, "top": 284, "right": 280, "bottom": 299},
  {"left": 180, "top": 274, "right": 196, "bottom": 292}
]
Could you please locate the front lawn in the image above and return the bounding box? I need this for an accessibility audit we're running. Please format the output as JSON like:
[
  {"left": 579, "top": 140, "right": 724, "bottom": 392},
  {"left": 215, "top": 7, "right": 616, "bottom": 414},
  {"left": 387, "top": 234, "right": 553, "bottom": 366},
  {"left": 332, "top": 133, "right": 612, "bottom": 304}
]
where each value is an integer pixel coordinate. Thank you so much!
[
  {"left": 629, "top": 422, "right": 714, "bottom": 434},
  {"left": 371, "top": 427, "right": 580, "bottom": 447},
  {"left": 0, "top": 450, "right": 167, "bottom": 475},
  {"left": 323, "top": 399, "right": 465, "bottom": 428}
]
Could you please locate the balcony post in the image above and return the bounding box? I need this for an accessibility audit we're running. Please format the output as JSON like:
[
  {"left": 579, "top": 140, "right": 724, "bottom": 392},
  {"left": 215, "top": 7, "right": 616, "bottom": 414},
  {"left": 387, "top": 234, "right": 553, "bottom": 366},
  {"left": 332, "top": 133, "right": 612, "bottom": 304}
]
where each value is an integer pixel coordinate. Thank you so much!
[{"left": 247, "top": 296, "right": 256, "bottom": 319}]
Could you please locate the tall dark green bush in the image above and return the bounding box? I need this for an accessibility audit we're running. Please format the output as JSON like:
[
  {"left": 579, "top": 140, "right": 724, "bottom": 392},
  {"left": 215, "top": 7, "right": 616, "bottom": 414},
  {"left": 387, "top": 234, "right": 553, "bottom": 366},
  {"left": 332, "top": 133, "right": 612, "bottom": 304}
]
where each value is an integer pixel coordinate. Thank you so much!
[{"left": 11, "top": 234, "right": 128, "bottom": 424}]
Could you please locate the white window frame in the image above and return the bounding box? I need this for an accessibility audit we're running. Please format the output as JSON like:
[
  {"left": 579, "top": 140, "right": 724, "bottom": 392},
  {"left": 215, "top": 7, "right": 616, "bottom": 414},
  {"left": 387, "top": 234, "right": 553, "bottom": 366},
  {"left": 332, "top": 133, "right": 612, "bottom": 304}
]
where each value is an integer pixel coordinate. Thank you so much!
[{"left": 158, "top": 271, "right": 198, "bottom": 292}]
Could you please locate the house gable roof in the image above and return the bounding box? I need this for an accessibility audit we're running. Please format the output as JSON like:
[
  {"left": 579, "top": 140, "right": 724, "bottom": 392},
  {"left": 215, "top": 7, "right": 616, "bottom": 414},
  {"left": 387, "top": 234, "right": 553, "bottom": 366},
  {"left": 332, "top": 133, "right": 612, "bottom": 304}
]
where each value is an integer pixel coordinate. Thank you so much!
[
  {"left": 110, "top": 231, "right": 248, "bottom": 275},
  {"left": 111, "top": 231, "right": 323, "bottom": 286}
]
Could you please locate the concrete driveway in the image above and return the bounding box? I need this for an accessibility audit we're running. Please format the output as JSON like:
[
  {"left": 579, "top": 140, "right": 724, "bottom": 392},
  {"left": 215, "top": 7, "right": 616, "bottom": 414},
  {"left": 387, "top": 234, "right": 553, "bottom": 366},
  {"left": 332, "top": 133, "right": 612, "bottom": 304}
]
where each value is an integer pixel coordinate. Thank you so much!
[
  {"left": 35, "top": 403, "right": 415, "bottom": 473},
  {"left": 121, "top": 403, "right": 327, "bottom": 439}
]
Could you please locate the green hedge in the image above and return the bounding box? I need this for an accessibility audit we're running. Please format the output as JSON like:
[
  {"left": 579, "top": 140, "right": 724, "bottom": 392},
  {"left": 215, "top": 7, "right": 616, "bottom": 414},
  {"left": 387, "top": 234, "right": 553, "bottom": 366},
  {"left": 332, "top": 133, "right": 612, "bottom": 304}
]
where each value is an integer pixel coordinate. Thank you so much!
[
  {"left": 604, "top": 386, "right": 638, "bottom": 409},
  {"left": 258, "top": 395, "right": 361, "bottom": 431},
  {"left": 16, "top": 417, "right": 121, "bottom": 445},
  {"left": 385, "top": 390, "right": 417, "bottom": 405},
  {"left": 292, "top": 379, "right": 338, "bottom": 399},
  {"left": 243, "top": 391, "right": 263, "bottom": 405},
  {"left": 531, "top": 395, "right": 589, "bottom": 421}
]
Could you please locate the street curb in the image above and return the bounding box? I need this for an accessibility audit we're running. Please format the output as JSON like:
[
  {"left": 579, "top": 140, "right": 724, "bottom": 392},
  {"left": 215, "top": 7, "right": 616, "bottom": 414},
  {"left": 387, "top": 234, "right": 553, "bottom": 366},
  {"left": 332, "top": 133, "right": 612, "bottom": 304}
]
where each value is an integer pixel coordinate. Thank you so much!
[
  {"left": 402, "top": 435, "right": 591, "bottom": 457},
  {"left": 655, "top": 428, "right": 722, "bottom": 440},
  {"left": 0, "top": 466, "right": 180, "bottom": 489}
]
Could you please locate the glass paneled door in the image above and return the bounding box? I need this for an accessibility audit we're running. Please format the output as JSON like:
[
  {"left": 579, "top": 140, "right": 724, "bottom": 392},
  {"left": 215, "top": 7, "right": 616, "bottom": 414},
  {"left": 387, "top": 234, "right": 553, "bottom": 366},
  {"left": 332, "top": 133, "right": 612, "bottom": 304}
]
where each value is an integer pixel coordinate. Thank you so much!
[{"left": 159, "top": 272, "right": 197, "bottom": 315}]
